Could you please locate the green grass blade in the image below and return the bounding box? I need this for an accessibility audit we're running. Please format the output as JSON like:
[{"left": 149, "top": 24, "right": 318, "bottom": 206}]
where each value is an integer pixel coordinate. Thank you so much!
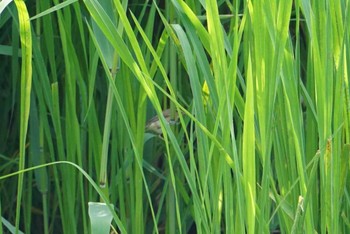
[{"left": 13, "top": 1, "right": 32, "bottom": 233}]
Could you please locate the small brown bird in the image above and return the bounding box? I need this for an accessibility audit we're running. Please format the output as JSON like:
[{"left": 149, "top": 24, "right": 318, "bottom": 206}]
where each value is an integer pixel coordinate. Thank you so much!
[{"left": 145, "top": 109, "right": 179, "bottom": 134}]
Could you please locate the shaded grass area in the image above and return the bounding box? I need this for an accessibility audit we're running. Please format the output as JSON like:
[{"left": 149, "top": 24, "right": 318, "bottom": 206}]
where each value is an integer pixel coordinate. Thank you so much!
[{"left": 0, "top": 0, "right": 350, "bottom": 233}]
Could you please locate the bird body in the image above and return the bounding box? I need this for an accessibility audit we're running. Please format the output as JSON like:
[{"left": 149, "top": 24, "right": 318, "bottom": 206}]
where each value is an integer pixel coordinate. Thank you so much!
[{"left": 145, "top": 109, "right": 179, "bottom": 134}]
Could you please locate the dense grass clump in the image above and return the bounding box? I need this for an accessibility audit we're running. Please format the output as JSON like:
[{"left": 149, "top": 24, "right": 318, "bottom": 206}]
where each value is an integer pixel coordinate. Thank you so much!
[{"left": 0, "top": 0, "right": 350, "bottom": 233}]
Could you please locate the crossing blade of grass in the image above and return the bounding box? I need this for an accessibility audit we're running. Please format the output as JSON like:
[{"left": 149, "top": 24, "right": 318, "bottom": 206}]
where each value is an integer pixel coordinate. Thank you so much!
[
  {"left": 1, "top": 217, "right": 24, "bottom": 234},
  {"left": 29, "top": 0, "right": 78, "bottom": 21}
]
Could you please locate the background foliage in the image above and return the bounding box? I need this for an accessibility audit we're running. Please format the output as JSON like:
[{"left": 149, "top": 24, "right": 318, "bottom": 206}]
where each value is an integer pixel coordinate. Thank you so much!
[{"left": 1, "top": 0, "right": 350, "bottom": 233}]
